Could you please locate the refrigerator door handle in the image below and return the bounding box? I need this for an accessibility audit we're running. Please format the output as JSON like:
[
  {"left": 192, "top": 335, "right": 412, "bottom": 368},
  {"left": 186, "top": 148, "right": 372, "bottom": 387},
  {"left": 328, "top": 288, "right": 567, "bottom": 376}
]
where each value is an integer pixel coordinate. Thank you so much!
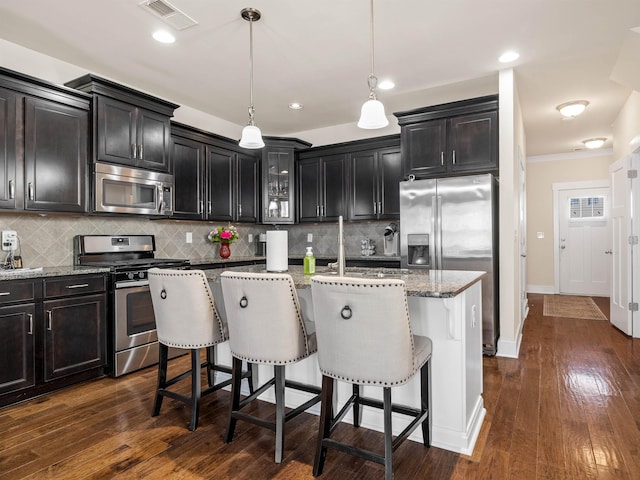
[
  {"left": 431, "top": 195, "right": 438, "bottom": 269},
  {"left": 437, "top": 195, "right": 443, "bottom": 270}
]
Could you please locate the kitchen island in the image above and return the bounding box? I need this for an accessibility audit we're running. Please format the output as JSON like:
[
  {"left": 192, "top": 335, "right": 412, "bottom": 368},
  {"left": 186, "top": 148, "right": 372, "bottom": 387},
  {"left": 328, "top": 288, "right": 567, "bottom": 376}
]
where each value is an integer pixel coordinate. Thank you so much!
[{"left": 205, "top": 265, "right": 485, "bottom": 455}]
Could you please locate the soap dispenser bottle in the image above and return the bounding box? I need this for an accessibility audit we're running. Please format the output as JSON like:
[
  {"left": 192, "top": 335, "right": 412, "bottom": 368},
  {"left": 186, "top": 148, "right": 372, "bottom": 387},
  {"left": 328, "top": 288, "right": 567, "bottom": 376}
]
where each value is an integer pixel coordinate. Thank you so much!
[{"left": 304, "top": 246, "right": 316, "bottom": 275}]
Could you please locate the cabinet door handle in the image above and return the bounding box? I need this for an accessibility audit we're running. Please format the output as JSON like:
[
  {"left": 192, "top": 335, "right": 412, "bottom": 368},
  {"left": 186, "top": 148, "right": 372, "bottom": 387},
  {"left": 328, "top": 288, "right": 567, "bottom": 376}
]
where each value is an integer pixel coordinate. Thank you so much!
[
  {"left": 46, "top": 310, "right": 52, "bottom": 331},
  {"left": 321, "top": 205, "right": 325, "bottom": 217},
  {"left": 138, "top": 144, "right": 144, "bottom": 160},
  {"left": 373, "top": 201, "right": 377, "bottom": 214},
  {"left": 8, "top": 179, "right": 14, "bottom": 199},
  {"left": 65, "top": 283, "right": 89, "bottom": 289},
  {"left": 131, "top": 144, "right": 137, "bottom": 159},
  {"left": 452, "top": 150, "right": 456, "bottom": 164},
  {"left": 440, "top": 152, "right": 444, "bottom": 166},
  {"left": 199, "top": 201, "right": 204, "bottom": 215},
  {"left": 28, "top": 182, "right": 34, "bottom": 200},
  {"left": 238, "top": 204, "right": 242, "bottom": 217},
  {"left": 378, "top": 201, "right": 382, "bottom": 214},
  {"left": 316, "top": 205, "right": 319, "bottom": 217},
  {"left": 28, "top": 313, "right": 33, "bottom": 335},
  {"left": 208, "top": 201, "right": 212, "bottom": 215},
  {"left": 0, "top": 291, "right": 11, "bottom": 296}
]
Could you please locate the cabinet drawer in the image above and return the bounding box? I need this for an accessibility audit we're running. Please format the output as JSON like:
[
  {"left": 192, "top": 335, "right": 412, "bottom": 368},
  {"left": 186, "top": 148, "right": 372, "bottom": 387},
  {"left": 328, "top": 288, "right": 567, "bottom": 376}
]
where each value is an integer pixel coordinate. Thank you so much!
[
  {"left": 44, "top": 275, "right": 106, "bottom": 298},
  {"left": 0, "top": 281, "right": 37, "bottom": 304}
]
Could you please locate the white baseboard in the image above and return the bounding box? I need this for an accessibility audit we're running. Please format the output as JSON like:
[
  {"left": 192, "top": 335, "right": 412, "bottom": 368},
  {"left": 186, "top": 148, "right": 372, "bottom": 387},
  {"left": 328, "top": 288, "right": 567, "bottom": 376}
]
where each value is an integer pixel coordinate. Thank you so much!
[
  {"left": 496, "top": 333, "right": 521, "bottom": 358},
  {"left": 527, "top": 284, "right": 555, "bottom": 294}
]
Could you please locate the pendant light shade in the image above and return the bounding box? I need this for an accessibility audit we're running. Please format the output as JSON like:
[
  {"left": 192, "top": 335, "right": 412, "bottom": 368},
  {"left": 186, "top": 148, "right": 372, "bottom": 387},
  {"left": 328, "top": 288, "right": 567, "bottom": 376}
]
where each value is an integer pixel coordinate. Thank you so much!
[
  {"left": 240, "top": 124, "right": 265, "bottom": 149},
  {"left": 239, "top": 8, "right": 264, "bottom": 149},
  {"left": 357, "top": 0, "right": 388, "bottom": 130}
]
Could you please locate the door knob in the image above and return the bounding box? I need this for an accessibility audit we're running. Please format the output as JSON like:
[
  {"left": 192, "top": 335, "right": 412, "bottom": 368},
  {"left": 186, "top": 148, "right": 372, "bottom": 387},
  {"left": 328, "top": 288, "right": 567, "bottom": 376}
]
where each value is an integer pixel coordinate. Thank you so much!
[
  {"left": 560, "top": 245, "right": 566, "bottom": 249},
  {"left": 604, "top": 250, "right": 612, "bottom": 254}
]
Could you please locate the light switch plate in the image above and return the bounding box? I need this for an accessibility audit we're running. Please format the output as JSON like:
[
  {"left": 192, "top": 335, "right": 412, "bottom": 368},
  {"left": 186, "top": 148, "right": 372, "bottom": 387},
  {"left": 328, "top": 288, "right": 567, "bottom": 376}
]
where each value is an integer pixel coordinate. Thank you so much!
[
  {"left": 186, "top": 232, "right": 192, "bottom": 243},
  {"left": 307, "top": 233, "right": 313, "bottom": 243},
  {"left": 536, "top": 232, "right": 544, "bottom": 239}
]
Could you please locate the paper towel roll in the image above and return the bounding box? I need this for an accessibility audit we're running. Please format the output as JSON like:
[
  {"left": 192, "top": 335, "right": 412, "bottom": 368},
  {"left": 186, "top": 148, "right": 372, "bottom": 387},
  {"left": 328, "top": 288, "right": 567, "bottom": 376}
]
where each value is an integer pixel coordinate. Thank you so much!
[{"left": 266, "top": 230, "right": 288, "bottom": 272}]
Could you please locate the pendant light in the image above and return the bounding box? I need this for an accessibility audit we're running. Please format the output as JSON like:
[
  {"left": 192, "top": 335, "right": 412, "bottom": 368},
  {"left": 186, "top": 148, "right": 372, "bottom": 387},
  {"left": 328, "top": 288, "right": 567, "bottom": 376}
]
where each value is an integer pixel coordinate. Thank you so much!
[
  {"left": 239, "top": 7, "right": 265, "bottom": 149},
  {"left": 357, "top": 0, "right": 389, "bottom": 129}
]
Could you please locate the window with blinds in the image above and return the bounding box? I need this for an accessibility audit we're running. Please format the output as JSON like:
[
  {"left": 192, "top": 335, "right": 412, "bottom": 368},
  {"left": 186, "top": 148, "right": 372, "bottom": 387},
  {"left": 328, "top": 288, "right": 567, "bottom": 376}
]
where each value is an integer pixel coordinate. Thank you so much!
[{"left": 569, "top": 196, "right": 605, "bottom": 220}]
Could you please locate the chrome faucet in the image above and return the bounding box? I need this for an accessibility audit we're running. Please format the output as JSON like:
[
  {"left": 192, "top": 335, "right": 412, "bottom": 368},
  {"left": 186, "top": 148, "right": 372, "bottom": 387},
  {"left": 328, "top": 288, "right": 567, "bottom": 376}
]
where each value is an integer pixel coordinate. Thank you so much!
[
  {"left": 327, "top": 215, "right": 346, "bottom": 276},
  {"left": 337, "top": 215, "right": 345, "bottom": 276}
]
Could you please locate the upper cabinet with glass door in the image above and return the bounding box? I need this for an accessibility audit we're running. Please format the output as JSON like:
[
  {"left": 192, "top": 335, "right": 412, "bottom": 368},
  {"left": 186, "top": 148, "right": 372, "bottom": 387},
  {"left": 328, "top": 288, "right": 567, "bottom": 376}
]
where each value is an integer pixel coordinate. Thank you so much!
[{"left": 261, "top": 138, "right": 311, "bottom": 224}]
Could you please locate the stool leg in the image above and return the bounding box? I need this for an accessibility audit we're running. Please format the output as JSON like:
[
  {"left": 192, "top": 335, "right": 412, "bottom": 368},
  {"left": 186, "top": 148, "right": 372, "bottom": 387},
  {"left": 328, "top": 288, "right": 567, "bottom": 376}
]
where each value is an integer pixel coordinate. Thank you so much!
[
  {"left": 206, "top": 345, "right": 216, "bottom": 387},
  {"left": 421, "top": 358, "right": 431, "bottom": 447},
  {"left": 152, "top": 343, "right": 169, "bottom": 417},
  {"left": 224, "top": 356, "right": 243, "bottom": 443},
  {"left": 383, "top": 387, "right": 393, "bottom": 480},
  {"left": 189, "top": 349, "right": 202, "bottom": 431},
  {"left": 274, "top": 365, "right": 286, "bottom": 464},
  {"left": 352, "top": 384, "right": 362, "bottom": 427},
  {"left": 313, "top": 375, "right": 334, "bottom": 477}
]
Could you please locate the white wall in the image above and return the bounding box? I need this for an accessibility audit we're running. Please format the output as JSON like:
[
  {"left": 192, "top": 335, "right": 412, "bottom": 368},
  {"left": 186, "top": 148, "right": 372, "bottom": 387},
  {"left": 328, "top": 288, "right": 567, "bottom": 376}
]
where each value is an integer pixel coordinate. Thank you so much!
[
  {"left": 497, "top": 69, "right": 526, "bottom": 359},
  {"left": 612, "top": 91, "right": 640, "bottom": 160}
]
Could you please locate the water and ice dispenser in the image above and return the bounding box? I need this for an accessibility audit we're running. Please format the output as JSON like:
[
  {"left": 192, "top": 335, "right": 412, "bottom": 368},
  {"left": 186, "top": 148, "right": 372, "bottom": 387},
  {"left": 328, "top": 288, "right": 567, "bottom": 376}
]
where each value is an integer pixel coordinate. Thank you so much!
[{"left": 407, "top": 234, "right": 430, "bottom": 267}]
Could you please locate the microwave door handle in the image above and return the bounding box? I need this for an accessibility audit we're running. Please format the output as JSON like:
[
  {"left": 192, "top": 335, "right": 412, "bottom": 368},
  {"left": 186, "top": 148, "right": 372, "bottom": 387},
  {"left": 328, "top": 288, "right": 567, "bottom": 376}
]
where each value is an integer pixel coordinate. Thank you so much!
[{"left": 157, "top": 184, "right": 164, "bottom": 214}]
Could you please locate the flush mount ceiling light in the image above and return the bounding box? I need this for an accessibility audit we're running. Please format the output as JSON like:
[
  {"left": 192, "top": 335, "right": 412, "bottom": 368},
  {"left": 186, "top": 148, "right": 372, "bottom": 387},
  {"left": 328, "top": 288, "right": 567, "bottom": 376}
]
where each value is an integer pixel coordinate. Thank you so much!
[
  {"left": 582, "top": 137, "right": 606, "bottom": 149},
  {"left": 357, "top": 0, "right": 388, "bottom": 129},
  {"left": 378, "top": 79, "right": 395, "bottom": 90},
  {"left": 556, "top": 100, "right": 589, "bottom": 118},
  {"left": 152, "top": 30, "right": 175, "bottom": 43},
  {"left": 498, "top": 51, "right": 519, "bottom": 63},
  {"left": 288, "top": 102, "right": 303, "bottom": 110},
  {"left": 239, "top": 7, "right": 265, "bottom": 149}
]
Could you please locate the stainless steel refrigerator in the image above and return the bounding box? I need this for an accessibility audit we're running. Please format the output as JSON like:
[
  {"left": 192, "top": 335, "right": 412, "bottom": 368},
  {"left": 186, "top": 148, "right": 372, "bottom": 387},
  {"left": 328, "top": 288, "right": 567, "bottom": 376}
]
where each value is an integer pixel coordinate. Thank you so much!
[{"left": 400, "top": 174, "right": 499, "bottom": 355}]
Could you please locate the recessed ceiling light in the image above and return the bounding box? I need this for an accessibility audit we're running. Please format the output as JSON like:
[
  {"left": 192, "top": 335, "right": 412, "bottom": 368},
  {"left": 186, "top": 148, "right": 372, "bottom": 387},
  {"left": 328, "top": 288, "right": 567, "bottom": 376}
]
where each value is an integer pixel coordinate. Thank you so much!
[
  {"left": 556, "top": 100, "right": 589, "bottom": 118},
  {"left": 288, "top": 102, "right": 303, "bottom": 110},
  {"left": 152, "top": 30, "right": 175, "bottom": 44},
  {"left": 582, "top": 138, "right": 606, "bottom": 149},
  {"left": 498, "top": 51, "right": 519, "bottom": 63},
  {"left": 378, "top": 79, "right": 395, "bottom": 90}
]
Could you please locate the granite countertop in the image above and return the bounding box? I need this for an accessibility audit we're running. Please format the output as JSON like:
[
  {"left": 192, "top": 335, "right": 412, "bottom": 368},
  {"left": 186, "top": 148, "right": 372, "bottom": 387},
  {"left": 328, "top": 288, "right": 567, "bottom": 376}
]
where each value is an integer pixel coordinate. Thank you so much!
[
  {"left": 0, "top": 265, "right": 111, "bottom": 281},
  {"left": 190, "top": 254, "right": 400, "bottom": 266},
  {"left": 204, "top": 264, "right": 485, "bottom": 298}
]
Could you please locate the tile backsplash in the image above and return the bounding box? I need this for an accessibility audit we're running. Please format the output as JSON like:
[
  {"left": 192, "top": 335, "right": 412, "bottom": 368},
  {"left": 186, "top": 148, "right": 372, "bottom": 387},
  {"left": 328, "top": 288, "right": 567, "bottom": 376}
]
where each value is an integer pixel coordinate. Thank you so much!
[{"left": 0, "top": 214, "right": 395, "bottom": 267}]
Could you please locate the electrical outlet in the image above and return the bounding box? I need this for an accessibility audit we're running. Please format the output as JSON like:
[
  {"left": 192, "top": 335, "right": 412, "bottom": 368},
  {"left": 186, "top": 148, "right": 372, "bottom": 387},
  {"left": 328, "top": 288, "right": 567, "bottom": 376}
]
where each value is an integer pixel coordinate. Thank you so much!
[
  {"left": 248, "top": 233, "right": 254, "bottom": 243},
  {"left": 2, "top": 231, "right": 17, "bottom": 251},
  {"left": 307, "top": 233, "right": 313, "bottom": 243},
  {"left": 186, "top": 232, "right": 192, "bottom": 243}
]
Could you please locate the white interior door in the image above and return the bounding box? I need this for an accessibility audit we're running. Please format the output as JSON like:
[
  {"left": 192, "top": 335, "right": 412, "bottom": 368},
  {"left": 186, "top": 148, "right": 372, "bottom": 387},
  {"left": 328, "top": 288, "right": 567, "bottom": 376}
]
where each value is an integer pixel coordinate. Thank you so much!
[
  {"left": 558, "top": 187, "right": 610, "bottom": 296},
  {"left": 609, "top": 156, "right": 632, "bottom": 335}
]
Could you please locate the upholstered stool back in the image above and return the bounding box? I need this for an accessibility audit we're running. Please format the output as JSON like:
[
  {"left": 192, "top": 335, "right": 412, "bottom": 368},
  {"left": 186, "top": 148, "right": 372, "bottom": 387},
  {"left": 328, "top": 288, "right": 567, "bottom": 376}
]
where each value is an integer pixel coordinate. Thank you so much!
[
  {"left": 310, "top": 275, "right": 430, "bottom": 386},
  {"left": 220, "top": 271, "right": 316, "bottom": 364},
  {"left": 148, "top": 268, "right": 227, "bottom": 348}
]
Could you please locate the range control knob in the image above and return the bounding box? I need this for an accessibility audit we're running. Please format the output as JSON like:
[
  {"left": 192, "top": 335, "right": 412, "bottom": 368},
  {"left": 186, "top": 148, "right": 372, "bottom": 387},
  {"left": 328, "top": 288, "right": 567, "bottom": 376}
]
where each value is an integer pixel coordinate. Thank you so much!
[
  {"left": 127, "top": 272, "right": 135, "bottom": 280},
  {"left": 138, "top": 271, "right": 145, "bottom": 279}
]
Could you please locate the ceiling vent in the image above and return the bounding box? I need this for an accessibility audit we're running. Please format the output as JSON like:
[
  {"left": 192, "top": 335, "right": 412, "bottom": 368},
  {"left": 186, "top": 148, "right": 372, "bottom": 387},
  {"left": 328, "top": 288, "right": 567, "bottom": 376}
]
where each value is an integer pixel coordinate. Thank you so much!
[{"left": 138, "top": 0, "right": 198, "bottom": 30}]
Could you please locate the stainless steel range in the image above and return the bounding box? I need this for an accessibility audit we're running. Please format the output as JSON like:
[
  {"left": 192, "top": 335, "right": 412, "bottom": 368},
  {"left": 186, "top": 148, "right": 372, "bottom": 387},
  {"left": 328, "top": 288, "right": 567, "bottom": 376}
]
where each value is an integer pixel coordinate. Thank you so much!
[{"left": 74, "top": 235, "right": 189, "bottom": 377}]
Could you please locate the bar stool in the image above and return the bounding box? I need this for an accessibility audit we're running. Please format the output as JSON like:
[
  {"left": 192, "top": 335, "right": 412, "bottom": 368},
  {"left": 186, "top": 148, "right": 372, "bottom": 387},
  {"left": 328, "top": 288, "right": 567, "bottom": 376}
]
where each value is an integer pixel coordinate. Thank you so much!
[
  {"left": 310, "top": 275, "right": 432, "bottom": 480},
  {"left": 148, "top": 268, "right": 248, "bottom": 431},
  {"left": 220, "top": 271, "right": 322, "bottom": 463}
]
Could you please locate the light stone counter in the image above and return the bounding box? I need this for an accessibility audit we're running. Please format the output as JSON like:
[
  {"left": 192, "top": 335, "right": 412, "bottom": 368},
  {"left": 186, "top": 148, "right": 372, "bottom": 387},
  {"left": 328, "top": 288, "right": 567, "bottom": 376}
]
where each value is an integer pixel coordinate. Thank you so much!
[{"left": 0, "top": 265, "right": 111, "bottom": 281}]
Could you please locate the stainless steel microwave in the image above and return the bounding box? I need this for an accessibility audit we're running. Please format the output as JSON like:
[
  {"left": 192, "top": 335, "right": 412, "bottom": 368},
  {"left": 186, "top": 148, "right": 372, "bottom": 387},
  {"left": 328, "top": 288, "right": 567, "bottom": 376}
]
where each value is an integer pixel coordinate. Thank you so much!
[{"left": 94, "top": 162, "right": 173, "bottom": 216}]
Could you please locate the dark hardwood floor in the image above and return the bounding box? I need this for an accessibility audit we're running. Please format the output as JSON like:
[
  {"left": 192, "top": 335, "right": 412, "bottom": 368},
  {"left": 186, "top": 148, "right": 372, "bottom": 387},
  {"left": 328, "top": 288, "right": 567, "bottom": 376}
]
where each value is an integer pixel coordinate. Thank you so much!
[{"left": 1, "top": 294, "right": 639, "bottom": 479}]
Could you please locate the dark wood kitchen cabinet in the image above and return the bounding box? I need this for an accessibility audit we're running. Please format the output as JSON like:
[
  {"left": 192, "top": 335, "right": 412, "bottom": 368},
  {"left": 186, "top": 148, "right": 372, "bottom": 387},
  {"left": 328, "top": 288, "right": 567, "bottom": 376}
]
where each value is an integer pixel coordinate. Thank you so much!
[
  {"left": 394, "top": 95, "right": 498, "bottom": 179},
  {"left": 348, "top": 143, "right": 401, "bottom": 221},
  {"left": 207, "top": 146, "right": 258, "bottom": 223},
  {"left": 0, "top": 274, "right": 107, "bottom": 408},
  {"left": 43, "top": 275, "right": 107, "bottom": 381},
  {"left": 297, "top": 153, "right": 348, "bottom": 223},
  {"left": 65, "top": 74, "right": 179, "bottom": 173},
  {"left": 0, "top": 67, "right": 91, "bottom": 213},
  {"left": 170, "top": 123, "right": 258, "bottom": 222},
  {"left": 261, "top": 137, "right": 312, "bottom": 224},
  {"left": 0, "top": 281, "right": 37, "bottom": 396}
]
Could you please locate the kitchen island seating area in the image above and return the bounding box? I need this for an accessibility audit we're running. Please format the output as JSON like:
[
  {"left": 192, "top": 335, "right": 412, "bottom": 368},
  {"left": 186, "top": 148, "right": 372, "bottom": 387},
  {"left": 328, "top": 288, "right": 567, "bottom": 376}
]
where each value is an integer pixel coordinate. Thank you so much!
[
  {"left": 147, "top": 268, "right": 246, "bottom": 431},
  {"left": 310, "top": 275, "right": 432, "bottom": 480},
  {"left": 220, "top": 271, "right": 322, "bottom": 464}
]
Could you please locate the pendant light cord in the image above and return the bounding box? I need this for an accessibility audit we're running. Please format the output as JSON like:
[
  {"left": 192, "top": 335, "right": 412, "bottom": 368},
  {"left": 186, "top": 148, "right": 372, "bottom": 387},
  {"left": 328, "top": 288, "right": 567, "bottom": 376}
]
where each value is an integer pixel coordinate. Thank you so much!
[
  {"left": 248, "top": 16, "right": 255, "bottom": 125},
  {"left": 367, "top": 0, "right": 378, "bottom": 100}
]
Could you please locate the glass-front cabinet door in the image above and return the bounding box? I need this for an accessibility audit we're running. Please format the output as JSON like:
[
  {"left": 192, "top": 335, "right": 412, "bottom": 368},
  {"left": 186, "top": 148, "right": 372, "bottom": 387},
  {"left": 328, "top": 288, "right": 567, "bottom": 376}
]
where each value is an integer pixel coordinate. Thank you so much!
[{"left": 261, "top": 138, "right": 311, "bottom": 224}]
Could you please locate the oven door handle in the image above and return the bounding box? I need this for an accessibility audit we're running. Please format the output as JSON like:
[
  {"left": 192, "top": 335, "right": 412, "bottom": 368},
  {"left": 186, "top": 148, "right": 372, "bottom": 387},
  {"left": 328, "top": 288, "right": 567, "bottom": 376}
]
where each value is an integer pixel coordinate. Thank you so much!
[{"left": 115, "top": 280, "right": 150, "bottom": 289}]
